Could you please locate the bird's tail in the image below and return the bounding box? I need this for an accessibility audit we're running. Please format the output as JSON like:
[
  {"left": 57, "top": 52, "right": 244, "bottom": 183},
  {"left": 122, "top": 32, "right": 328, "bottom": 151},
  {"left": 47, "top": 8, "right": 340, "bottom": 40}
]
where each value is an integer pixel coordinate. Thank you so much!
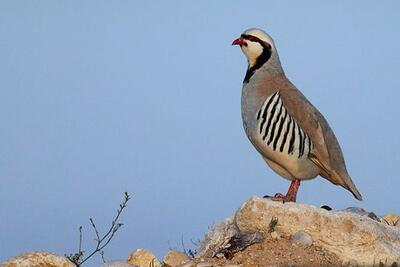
[
  {"left": 309, "top": 154, "right": 362, "bottom": 200},
  {"left": 333, "top": 171, "right": 363, "bottom": 201}
]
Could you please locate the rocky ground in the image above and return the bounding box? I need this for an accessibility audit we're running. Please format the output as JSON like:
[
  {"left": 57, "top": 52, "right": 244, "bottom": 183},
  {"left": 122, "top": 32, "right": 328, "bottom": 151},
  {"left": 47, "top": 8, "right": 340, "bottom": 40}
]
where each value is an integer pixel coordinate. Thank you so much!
[
  {"left": 2, "top": 197, "right": 400, "bottom": 267},
  {"left": 186, "top": 235, "right": 342, "bottom": 267}
]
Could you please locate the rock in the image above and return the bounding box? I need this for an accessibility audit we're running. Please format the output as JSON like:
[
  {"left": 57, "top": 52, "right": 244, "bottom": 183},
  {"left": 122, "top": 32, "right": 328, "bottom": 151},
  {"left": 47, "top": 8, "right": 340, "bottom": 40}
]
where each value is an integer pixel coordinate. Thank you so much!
[
  {"left": 382, "top": 213, "right": 400, "bottom": 227},
  {"left": 341, "top": 207, "right": 381, "bottom": 222},
  {"left": 196, "top": 262, "right": 213, "bottom": 267},
  {"left": 234, "top": 196, "right": 400, "bottom": 265},
  {"left": 197, "top": 217, "right": 239, "bottom": 257},
  {"left": 127, "top": 249, "right": 161, "bottom": 267},
  {"left": 212, "top": 232, "right": 264, "bottom": 259},
  {"left": 343, "top": 259, "right": 359, "bottom": 266},
  {"left": 320, "top": 204, "right": 332, "bottom": 211},
  {"left": 102, "top": 260, "right": 137, "bottom": 267},
  {"left": 163, "top": 250, "right": 189, "bottom": 266},
  {"left": 178, "top": 261, "right": 196, "bottom": 267},
  {"left": 2, "top": 251, "right": 74, "bottom": 267},
  {"left": 270, "top": 231, "right": 282, "bottom": 239},
  {"left": 290, "top": 230, "right": 313, "bottom": 246}
]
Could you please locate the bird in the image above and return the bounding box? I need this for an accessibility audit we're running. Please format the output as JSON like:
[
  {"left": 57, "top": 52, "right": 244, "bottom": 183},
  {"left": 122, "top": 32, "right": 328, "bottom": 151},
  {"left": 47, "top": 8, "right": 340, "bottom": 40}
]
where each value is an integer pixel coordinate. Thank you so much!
[{"left": 232, "top": 28, "right": 362, "bottom": 202}]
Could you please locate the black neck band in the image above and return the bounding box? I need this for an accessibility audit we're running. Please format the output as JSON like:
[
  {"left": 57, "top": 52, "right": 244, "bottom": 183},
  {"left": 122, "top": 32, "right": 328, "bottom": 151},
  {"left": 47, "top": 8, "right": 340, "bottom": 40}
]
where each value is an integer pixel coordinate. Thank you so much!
[{"left": 242, "top": 36, "right": 272, "bottom": 83}]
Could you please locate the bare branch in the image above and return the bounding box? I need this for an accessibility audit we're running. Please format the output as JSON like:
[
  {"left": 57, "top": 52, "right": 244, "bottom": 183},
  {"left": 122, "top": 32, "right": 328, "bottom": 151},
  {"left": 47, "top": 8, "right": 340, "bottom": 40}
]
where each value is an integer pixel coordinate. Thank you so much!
[
  {"left": 78, "top": 226, "right": 83, "bottom": 253},
  {"left": 67, "top": 192, "right": 131, "bottom": 266}
]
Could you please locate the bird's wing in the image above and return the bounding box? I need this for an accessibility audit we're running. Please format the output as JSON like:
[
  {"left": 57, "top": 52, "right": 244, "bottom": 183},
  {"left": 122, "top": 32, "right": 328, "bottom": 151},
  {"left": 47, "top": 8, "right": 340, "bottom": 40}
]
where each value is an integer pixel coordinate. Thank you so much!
[{"left": 278, "top": 84, "right": 362, "bottom": 200}]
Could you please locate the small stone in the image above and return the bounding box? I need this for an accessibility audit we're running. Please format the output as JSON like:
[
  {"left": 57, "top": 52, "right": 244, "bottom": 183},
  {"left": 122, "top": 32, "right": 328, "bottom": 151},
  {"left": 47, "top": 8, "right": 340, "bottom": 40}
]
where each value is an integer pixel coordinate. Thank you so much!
[
  {"left": 270, "top": 231, "right": 282, "bottom": 239},
  {"left": 341, "top": 207, "right": 381, "bottom": 222},
  {"left": 215, "top": 253, "right": 225, "bottom": 258},
  {"left": 320, "top": 204, "right": 332, "bottom": 211},
  {"left": 290, "top": 230, "right": 313, "bottom": 246},
  {"left": 179, "top": 262, "right": 196, "bottom": 267},
  {"left": 163, "top": 250, "right": 189, "bottom": 267},
  {"left": 343, "top": 259, "right": 359, "bottom": 266},
  {"left": 2, "top": 251, "right": 74, "bottom": 267},
  {"left": 102, "top": 260, "right": 136, "bottom": 267},
  {"left": 127, "top": 248, "right": 161, "bottom": 267},
  {"left": 196, "top": 262, "right": 213, "bottom": 267}
]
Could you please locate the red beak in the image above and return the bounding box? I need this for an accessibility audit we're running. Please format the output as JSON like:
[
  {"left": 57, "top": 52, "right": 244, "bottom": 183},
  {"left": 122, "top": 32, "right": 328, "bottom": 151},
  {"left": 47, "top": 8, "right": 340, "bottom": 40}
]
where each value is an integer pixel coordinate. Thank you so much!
[{"left": 232, "top": 37, "right": 245, "bottom": 46}]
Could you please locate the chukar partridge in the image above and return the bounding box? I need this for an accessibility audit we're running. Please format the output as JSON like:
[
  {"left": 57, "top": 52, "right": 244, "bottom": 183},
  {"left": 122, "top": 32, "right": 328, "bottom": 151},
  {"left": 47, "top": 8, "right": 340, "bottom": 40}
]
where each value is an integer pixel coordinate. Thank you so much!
[{"left": 232, "top": 28, "right": 362, "bottom": 202}]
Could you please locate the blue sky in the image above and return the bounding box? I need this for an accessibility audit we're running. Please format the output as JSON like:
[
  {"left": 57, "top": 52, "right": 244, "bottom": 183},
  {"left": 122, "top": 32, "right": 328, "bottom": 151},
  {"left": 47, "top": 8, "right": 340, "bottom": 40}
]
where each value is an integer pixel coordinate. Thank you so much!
[{"left": 1, "top": 1, "right": 399, "bottom": 266}]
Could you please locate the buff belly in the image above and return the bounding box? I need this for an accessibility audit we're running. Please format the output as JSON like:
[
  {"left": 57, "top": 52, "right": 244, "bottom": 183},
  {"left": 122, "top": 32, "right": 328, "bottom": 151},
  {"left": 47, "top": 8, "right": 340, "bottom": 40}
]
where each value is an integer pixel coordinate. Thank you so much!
[{"left": 253, "top": 135, "right": 321, "bottom": 181}]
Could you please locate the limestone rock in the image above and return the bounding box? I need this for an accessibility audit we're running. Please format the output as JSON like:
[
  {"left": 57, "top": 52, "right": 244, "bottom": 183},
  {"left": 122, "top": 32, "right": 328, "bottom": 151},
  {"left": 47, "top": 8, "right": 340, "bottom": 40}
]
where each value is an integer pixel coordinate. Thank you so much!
[
  {"left": 341, "top": 207, "right": 381, "bottom": 222},
  {"left": 1, "top": 251, "right": 74, "bottom": 267},
  {"left": 290, "top": 230, "right": 313, "bottom": 246},
  {"left": 197, "top": 217, "right": 239, "bottom": 257},
  {"left": 234, "top": 196, "right": 400, "bottom": 265},
  {"left": 102, "top": 260, "right": 137, "bottom": 267},
  {"left": 212, "top": 232, "right": 264, "bottom": 259},
  {"left": 163, "top": 250, "right": 189, "bottom": 266},
  {"left": 196, "top": 262, "right": 213, "bottom": 267},
  {"left": 127, "top": 249, "right": 160, "bottom": 267},
  {"left": 178, "top": 261, "right": 195, "bottom": 267}
]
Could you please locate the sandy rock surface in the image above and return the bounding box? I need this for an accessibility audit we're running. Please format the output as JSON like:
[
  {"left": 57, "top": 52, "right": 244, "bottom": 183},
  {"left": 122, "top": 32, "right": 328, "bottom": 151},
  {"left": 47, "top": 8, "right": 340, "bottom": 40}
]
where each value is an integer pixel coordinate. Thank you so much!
[{"left": 234, "top": 197, "right": 400, "bottom": 265}]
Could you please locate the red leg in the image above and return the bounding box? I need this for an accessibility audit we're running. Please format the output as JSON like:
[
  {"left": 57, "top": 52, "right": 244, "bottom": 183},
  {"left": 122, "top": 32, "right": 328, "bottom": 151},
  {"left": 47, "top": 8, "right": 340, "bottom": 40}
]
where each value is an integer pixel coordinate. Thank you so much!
[{"left": 263, "top": 179, "right": 301, "bottom": 203}]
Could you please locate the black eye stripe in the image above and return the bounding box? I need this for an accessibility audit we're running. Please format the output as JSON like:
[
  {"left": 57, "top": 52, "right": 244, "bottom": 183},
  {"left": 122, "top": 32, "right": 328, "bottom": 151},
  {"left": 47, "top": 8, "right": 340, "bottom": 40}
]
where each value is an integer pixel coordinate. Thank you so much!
[
  {"left": 241, "top": 34, "right": 271, "bottom": 49},
  {"left": 241, "top": 34, "right": 262, "bottom": 43}
]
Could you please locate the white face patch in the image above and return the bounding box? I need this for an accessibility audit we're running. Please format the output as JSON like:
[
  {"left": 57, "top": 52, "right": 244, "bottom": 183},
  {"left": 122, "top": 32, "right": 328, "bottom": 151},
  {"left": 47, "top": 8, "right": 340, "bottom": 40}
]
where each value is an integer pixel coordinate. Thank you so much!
[
  {"left": 239, "top": 28, "right": 276, "bottom": 67},
  {"left": 241, "top": 41, "right": 264, "bottom": 67}
]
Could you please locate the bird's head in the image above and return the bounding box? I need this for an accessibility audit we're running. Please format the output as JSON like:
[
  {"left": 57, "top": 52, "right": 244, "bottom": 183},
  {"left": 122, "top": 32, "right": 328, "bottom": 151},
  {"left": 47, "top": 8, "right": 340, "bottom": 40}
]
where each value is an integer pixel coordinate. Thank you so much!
[
  {"left": 232, "top": 28, "right": 283, "bottom": 82},
  {"left": 232, "top": 28, "right": 275, "bottom": 67}
]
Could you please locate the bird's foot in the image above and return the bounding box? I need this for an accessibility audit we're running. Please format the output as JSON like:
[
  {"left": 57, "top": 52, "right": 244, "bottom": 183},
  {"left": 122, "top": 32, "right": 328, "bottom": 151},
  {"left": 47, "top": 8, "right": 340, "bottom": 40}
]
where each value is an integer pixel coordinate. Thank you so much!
[
  {"left": 263, "top": 193, "right": 296, "bottom": 203},
  {"left": 263, "top": 179, "right": 300, "bottom": 203}
]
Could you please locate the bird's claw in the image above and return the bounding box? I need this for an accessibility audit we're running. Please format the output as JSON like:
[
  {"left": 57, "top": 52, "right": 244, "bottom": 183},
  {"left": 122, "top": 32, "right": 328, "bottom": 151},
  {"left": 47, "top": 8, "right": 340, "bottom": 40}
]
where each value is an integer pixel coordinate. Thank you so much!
[{"left": 263, "top": 193, "right": 295, "bottom": 203}]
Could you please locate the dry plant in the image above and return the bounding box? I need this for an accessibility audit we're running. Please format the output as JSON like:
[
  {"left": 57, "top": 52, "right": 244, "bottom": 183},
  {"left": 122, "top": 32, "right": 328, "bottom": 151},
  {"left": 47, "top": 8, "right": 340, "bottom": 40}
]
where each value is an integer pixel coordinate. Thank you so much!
[
  {"left": 268, "top": 216, "right": 279, "bottom": 233},
  {"left": 66, "top": 192, "right": 131, "bottom": 266}
]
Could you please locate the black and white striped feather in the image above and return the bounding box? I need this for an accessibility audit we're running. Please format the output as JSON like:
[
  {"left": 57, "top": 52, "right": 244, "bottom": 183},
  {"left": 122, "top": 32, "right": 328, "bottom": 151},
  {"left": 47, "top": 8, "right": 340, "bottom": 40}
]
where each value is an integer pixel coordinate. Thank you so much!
[{"left": 256, "top": 91, "right": 313, "bottom": 158}]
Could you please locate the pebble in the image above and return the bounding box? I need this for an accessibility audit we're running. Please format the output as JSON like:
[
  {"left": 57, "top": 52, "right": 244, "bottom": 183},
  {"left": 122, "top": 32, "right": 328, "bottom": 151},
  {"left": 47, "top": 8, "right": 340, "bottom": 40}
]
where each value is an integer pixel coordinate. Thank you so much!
[
  {"left": 163, "top": 250, "right": 189, "bottom": 266},
  {"left": 343, "top": 259, "right": 359, "bottom": 266},
  {"left": 290, "top": 230, "right": 313, "bottom": 246},
  {"left": 215, "top": 253, "right": 225, "bottom": 258},
  {"left": 127, "top": 248, "right": 161, "bottom": 267},
  {"left": 102, "top": 261, "right": 135, "bottom": 267},
  {"left": 270, "top": 231, "right": 282, "bottom": 239},
  {"left": 196, "top": 262, "right": 213, "bottom": 267}
]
